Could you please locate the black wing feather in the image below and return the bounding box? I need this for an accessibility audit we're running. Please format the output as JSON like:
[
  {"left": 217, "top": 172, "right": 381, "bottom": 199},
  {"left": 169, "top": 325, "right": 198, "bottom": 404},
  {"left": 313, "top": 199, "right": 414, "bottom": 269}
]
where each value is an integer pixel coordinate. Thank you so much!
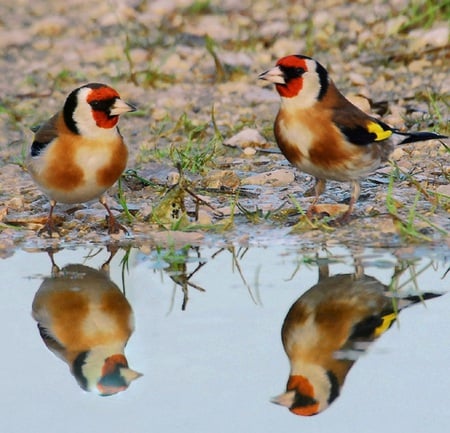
[
  {"left": 30, "top": 113, "right": 59, "bottom": 156},
  {"left": 338, "top": 125, "right": 379, "bottom": 146},
  {"left": 338, "top": 119, "right": 393, "bottom": 146}
]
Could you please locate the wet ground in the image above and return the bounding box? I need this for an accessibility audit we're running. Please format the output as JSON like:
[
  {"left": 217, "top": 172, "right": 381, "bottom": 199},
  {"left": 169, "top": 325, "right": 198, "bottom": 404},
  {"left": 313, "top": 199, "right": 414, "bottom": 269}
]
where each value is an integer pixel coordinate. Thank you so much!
[
  {"left": 1, "top": 0, "right": 449, "bottom": 250},
  {"left": 0, "top": 1, "right": 449, "bottom": 432}
]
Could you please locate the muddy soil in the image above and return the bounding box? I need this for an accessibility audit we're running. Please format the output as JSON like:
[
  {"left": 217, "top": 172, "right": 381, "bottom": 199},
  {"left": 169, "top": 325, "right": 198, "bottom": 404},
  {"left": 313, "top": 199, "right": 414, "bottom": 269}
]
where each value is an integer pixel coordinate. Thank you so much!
[{"left": 0, "top": 0, "right": 449, "bottom": 253}]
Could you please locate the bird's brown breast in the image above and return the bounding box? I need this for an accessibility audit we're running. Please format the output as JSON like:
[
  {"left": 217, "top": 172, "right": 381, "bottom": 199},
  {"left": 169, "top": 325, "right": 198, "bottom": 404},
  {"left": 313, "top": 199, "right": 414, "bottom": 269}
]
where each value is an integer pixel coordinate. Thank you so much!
[
  {"left": 96, "top": 139, "right": 128, "bottom": 188},
  {"left": 276, "top": 107, "right": 350, "bottom": 169},
  {"left": 39, "top": 287, "right": 132, "bottom": 351}
]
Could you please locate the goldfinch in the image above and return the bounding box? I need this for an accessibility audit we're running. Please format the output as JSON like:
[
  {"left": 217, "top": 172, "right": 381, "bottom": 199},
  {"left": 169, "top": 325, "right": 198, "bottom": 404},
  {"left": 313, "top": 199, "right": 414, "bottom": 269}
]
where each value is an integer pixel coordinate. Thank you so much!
[
  {"left": 32, "top": 253, "right": 142, "bottom": 395},
  {"left": 271, "top": 262, "right": 441, "bottom": 415},
  {"left": 259, "top": 55, "right": 447, "bottom": 223},
  {"left": 27, "top": 83, "right": 136, "bottom": 235}
]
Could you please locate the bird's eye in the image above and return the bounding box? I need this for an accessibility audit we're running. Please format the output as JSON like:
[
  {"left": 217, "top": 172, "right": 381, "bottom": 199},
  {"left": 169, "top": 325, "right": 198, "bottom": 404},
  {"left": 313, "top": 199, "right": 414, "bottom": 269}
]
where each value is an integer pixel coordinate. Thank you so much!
[
  {"left": 89, "top": 99, "right": 112, "bottom": 112},
  {"left": 295, "top": 68, "right": 305, "bottom": 76},
  {"left": 89, "top": 100, "right": 101, "bottom": 109}
]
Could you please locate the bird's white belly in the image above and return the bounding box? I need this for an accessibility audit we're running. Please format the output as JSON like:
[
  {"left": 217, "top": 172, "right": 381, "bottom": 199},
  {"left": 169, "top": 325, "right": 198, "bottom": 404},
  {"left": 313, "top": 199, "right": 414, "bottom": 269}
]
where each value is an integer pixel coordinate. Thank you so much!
[
  {"left": 297, "top": 155, "right": 382, "bottom": 182},
  {"left": 50, "top": 181, "right": 108, "bottom": 204}
]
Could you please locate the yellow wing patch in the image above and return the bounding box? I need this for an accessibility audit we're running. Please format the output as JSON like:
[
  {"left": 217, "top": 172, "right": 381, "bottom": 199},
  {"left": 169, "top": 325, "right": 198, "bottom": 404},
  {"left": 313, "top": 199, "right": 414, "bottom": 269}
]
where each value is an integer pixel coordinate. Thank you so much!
[
  {"left": 374, "top": 312, "right": 397, "bottom": 337},
  {"left": 367, "top": 121, "right": 393, "bottom": 141}
]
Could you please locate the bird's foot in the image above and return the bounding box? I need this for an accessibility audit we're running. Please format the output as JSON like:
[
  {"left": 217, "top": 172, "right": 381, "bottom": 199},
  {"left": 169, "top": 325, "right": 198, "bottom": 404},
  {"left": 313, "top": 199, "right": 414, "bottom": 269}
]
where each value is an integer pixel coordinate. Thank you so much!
[
  {"left": 37, "top": 219, "right": 61, "bottom": 237},
  {"left": 328, "top": 212, "right": 355, "bottom": 227},
  {"left": 105, "top": 214, "right": 130, "bottom": 235}
]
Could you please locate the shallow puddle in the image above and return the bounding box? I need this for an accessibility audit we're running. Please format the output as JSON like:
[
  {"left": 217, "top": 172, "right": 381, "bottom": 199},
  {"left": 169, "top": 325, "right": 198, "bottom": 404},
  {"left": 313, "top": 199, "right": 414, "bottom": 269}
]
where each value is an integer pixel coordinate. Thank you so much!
[{"left": 1, "top": 242, "right": 449, "bottom": 432}]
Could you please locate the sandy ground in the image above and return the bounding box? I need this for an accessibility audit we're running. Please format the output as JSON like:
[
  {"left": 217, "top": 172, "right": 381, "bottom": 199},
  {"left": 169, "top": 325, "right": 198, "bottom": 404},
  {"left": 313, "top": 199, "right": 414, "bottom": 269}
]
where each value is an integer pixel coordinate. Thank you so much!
[{"left": 0, "top": 0, "right": 449, "bottom": 252}]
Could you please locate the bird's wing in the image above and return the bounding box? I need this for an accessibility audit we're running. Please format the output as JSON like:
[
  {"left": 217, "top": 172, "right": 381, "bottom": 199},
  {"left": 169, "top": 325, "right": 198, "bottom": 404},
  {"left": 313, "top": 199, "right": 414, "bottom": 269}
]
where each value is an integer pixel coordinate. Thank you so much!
[
  {"left": 37, "top": 323, "right": 67, "bottom": 360},
  {"left": 30, "top": 113, "right": 60, "bottom": 156},
  {"left": 332, "top": 104, "right": 393, "bottom": 146},
  {"left": 348, "top": 310, "right": 397, "bottom": 341}
]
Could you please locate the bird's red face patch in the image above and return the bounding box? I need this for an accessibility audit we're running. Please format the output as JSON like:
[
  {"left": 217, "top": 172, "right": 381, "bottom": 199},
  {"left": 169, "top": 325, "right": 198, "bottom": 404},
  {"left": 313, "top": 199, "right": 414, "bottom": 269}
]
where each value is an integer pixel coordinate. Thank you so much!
[
  {"left": 87, "top": 86, "right": 120, "bottom": 104},
  {"left": 87, "top": 86, "right": 121, "bottom": 129},
  {"left": 275, "top": 56, "right": 308, "bottom": 98},
  {"left": 101, "top": 353, "right": 128, "bottom": 376},
  {"left": 97, "top": 353, "right": 129, "bottom": 395},
  {"left": 287, "top": 374, "right": 320, "bottom": 416},
  {"left": 91, "top": 111, "right": 119, "bottom": 129}
]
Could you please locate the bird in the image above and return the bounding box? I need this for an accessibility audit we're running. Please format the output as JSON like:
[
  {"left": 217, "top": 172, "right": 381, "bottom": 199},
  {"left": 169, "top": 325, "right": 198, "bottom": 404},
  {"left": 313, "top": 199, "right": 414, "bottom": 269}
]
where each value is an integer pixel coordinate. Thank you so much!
[
  {"left": 271, "top": 260, "right": 442, "bottom": 415},
  {"left": 32, "top": 249, "right": 142, "bottom": 396},
  {"left": 27, "top": 83, "right": 136, "bottom": 235},
  {"left": 259, "top": 54, "right": 447, "bottom": 223}
]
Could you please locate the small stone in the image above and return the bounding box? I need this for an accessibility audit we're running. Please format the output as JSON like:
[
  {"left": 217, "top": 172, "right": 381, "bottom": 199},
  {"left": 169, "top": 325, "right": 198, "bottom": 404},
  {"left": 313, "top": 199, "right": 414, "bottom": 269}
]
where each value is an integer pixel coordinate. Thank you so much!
[
  {"left": 196, "top": 209, "right": 212, "bottom": 225},
  {"left": 243, "top": 147, "right": 257, "bottom": 156},
  {"left": 6, "top": 197, "right": 24, "bottom": 211},
  {"left": 224, "top": 128, "right": 269, "bottom": 149},
  {"left": 408, "top": 59, "right": 431, "bottom": 74},
  {"left": 0, "top": 29, "right": 32, "bottom": 48},
  {"left": 241, "top": 169, "right": 295, "bottom": 187},
  {"left": 201, "top": 170, "right": 240, "bottom": 191},
  {"left": 385, "top": 16, "right": 408, "bottom": 35},
  {"left": 436, "top": 184, "right": 450, "bottom": 196},
  {"left": 348, "top": 73, "right": 367, "bottom": 86},
  {"left": 390, "top": 147, "right": 405, "bottom": 160},
  {"left": 409, "top": 26, "right": 449, "bottom": 50},
  {"left": 0, "top": 207, "right": 7, "bottom": 222},
  {"left": 130, "top": 48, "right": 149, "bottom": 65},
  {"left": 167, "top": 171, "right": 180, "bottom": 185},
  {"left": 32, "top": 16, "right": 68, "bottom": 36}
]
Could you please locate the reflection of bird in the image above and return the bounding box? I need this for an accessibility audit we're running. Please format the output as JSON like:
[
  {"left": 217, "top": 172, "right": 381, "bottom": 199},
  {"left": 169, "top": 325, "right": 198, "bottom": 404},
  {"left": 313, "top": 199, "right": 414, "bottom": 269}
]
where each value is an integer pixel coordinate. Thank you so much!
[
  {"left": 272, "top": 262, "right": 442, "bottom": 415},
  {"left": 259, "top": 55, "right": 447, "bottom": 223},
  {"left": 32, "top": 253, "right": 141, "bottom": 395},
  {"left": 27, "top": 83, "right": 136, "bottom": 235}
]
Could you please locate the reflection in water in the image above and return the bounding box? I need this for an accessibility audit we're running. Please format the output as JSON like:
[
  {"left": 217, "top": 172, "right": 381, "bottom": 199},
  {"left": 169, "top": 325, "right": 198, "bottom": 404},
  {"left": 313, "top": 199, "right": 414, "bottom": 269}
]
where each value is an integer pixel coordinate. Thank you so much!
[
  {"left": 160, "top": 246, "right": 206, "bottom": 311},
  {"left": 31, "top": 249, "right": 142, "bottom": 396},
  {"left": 139, "top": 245, "right": 258, "bottom": 311},
  {"left": 272, "top": 259, "right": 443, "bottom": 416}
]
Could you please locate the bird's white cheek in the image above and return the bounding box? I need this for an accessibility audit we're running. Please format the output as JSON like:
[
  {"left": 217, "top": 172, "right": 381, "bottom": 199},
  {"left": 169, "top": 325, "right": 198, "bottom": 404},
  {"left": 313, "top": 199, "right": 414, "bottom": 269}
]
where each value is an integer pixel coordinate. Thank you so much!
[
  {"left": 301, "top": 71, "right": 321, "bottom": 104},
  {"left": 284, "top": 316, "right": 319, "bottom": 359},
  {"left": 73, "top": 98, "right": 118, "bottom": 138},
  {"left": 280, "top": 70, "right": 321, "bottom": 110}
]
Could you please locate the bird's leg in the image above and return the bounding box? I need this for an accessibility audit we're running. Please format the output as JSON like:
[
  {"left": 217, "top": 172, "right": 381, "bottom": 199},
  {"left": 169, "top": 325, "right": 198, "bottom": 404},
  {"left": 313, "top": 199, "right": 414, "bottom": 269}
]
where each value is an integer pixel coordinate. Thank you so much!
[
  {"left": 99, "top": 196, "right": 129, "bottom": 234},
  {"left": 306, "top": 178, "right": 326, "bottom": 219},
  {"left": 334, "top": 181, "right": 360, "bottom": 225},
  {"left": 46, "top": 248, "right": 61, "bottom": 276},
  {"left": 38, "top": 200, "right": 59, "bottom": 236},
  {"left": 101, "top": 244, "right": 120, "bottom": 273}
]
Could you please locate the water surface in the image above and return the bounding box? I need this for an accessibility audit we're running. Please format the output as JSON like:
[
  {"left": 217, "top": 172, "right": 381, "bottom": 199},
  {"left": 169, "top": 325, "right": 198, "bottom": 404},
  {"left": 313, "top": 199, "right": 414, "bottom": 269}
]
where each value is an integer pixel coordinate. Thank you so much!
[{"left": 1, "top": 243, "right": 449, "bottom": 432}]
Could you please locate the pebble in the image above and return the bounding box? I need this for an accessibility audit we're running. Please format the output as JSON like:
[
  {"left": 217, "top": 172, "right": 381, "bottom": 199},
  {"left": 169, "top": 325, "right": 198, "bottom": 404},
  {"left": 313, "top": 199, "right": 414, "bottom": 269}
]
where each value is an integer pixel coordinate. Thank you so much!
[
  {"left": 31, "top": 16, "right": 68, "bottom": 36},
  {"left": 436, "top": 184, "right": 450, "bottom": 197},
  {"left": 196, "top": 209, "right": 212, "bottom": 225},
  {"left": 201, "top": 170, "right": 240, "bottom": 190},
  {"left": 5, "top": 197, "right": 24, "bottom": 210},
  {"left": 0, "top": 29, "right": 31, "bottom": 48},
  {"left": 224, "top": 128, "right": 269, "bottom": 149},
  {"left": 409, "top": 26, "right": 449, "bottom": 50},
  {"left": 241, "top": 169, "right": 295, "bottom": 187}
]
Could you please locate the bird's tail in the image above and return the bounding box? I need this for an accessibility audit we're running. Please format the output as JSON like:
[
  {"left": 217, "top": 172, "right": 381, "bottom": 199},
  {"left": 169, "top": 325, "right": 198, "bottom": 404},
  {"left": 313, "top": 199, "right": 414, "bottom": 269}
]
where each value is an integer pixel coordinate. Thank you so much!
[
  {"left": 396, "top": 291, "right": 443, "bottom": 310},
  {"left": 396, "top": 130, "right": 448, "bottom": 144}
]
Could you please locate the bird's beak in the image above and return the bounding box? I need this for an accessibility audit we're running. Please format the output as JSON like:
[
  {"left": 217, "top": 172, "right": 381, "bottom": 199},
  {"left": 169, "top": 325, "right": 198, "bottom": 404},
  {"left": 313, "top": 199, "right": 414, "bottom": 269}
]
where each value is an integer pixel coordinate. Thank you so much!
[
  {"left": 120, "top": 367, "right": 143, "bottom": 384},
  {"left": 258, "top": 66, "right": 286, "bottom": 85},
  {"left": 110, "top": 98, "right": 137, "bottom": 116},
  {"left": 270, "top": 390, "right": 295, "bottom": 408}
]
